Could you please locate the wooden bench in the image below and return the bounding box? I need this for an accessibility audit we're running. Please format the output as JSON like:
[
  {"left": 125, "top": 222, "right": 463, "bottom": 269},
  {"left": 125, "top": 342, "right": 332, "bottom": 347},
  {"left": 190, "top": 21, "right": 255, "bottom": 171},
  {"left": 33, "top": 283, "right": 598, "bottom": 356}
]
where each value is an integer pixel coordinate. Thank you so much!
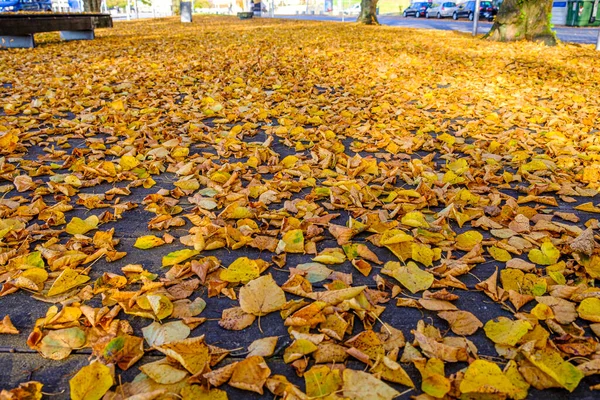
[{"left": 0, "top": 13, "right": 113, "bottom": 49}]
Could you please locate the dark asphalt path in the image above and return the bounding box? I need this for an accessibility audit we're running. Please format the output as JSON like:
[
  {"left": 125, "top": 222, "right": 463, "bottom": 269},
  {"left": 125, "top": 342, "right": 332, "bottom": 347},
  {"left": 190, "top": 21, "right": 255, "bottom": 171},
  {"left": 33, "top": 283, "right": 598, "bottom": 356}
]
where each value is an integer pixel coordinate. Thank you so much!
[{"left": 277, "top": 14, "right": 600, "bottom": 45}]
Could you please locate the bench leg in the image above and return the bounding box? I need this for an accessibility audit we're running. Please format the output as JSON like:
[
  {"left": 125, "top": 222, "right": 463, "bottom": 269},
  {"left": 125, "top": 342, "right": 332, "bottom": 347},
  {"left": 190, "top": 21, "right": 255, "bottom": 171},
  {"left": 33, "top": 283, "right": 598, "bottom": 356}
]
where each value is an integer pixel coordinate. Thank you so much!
[
  {"left": 0, "top": 35, "right": 35, "bottom": 49},
  {"left": 60, "top": 30, "right": 95, "bottom": 41}
]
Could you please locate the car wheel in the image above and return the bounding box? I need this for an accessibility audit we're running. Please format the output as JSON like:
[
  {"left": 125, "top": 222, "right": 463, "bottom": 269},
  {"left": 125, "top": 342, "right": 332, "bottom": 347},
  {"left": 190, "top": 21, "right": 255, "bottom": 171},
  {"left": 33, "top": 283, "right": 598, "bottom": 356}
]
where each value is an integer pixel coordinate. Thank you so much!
[
  {"left": 468, "top": 12, "right": 473, "bottom": 21},
  {"left": 426, "top": 12, "right": 429, "bottom": 18},
  {"left": 415, "top": 11, "right": 420, "bottom": 18},
  {"left": 403, "top": 11, "right": 407, "bottom": 17},
  {"left": 452, "top": 12, "right": 458, "bottom": 20},
  {"left": 437, "top": 12, "right": 441, "bottom": 19}
]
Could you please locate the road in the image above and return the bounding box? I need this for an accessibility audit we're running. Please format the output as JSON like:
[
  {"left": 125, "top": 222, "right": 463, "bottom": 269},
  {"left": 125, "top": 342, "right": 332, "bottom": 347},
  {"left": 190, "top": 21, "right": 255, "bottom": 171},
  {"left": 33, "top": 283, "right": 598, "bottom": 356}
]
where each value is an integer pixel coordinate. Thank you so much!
[
  {"left": 111, "top": 11, "right": 600, "bottom": 45},
  {"left": 276, "top": 14, "right": 600, "bottom": 45}
]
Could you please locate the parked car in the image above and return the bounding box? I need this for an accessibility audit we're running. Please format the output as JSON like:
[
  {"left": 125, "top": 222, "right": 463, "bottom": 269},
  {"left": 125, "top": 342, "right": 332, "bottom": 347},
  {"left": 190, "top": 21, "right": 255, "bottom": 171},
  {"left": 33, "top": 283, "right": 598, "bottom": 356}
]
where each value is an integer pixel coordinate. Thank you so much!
[
  {"left": 0, "top": 0, "right": 52, "bottom": 12},
  {"left": 403, "top": 2, "right": 431, "bottom": 18},
  {"left": 452, "top": 1, "right": 497, "bottom": 21},
  {"left": 426, "top": 2, "right": 458, "bottom": 18},
  {"left": 343, "top": 3, "right": 361, "bottom": 15}
]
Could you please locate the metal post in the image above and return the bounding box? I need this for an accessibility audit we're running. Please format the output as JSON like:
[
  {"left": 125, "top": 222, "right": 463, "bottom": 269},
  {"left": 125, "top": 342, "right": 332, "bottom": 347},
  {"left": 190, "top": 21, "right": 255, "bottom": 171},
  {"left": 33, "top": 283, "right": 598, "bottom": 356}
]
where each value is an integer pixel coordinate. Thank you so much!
[
  {"left": 341, "top": 0, "right": 344, "bottom": 21},
  {"left": 596, "top": 27, "right": 600, "bottom": 50},
  {"left": 127, "top": 0, "right": 131, "bottom": 20},
  {"left": 472, "top": 0, "right": 481, "bottom": 36},
  {"left": 135, "top": 0, "right": 139, "bottom": 18}
]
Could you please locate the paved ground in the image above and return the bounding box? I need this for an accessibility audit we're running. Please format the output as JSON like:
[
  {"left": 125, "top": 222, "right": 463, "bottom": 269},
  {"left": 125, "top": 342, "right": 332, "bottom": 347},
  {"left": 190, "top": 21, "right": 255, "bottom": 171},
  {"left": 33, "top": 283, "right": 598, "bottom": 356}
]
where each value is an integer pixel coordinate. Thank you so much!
[
  {"left": 1, "top": 16, "right": 600, "bottom": 399},
  {"left": 277, "top": 14, "right": 600, "bottom": 44}
]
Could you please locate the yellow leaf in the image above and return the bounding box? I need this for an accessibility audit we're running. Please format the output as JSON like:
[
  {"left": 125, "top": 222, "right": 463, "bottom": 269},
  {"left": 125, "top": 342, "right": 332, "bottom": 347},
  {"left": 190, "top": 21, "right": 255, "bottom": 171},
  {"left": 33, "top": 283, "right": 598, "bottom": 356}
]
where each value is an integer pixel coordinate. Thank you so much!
[
  {"left": 0, "top": 315, "right": 19, "bottom": 334},
  {"left": 180, "top": 386, "right": 228, "bottom": 400},
  {"left": 455, "top": 231, "right": 483, "bottom": 251},
  {"left": 134, "top": 235, "right": 165, "bottom": 249},
  {"left": 239, "top": 274, "right": 286, "bottom": 316},
  {"left": 276, "top": 229, "right": 304, "bottom": 254},
  {"left": 119, "top": 155, "right": 139, "bottom": 171},
  {"left": 304, "top": 365, "right": 342, "bottom": 398},
  {"left": 69, "top": 362, "right": 113, "bottom": 400},
  {"left": 342, "top": 369, "right": 400, "bottom": 400},
  {"left": 248, "top": 336, "right": 278, "bottom": 357},
  {"left": 386, "top": 261, "right": 433, "bottom": 294},
  {"left": 220, "top": 257, "right": 261, "bottom": 283},
  {"left": 139, "top": 358, "right": 188, "bottom": 384},
  {"left": 229, "top": 356, "right": 271, "bottom": 394},
  {"left": 146, "top": 294, "right": 173, "bottom": 320},
  {"left": 154, "top": 336, "right": 209, "bottom": 375},
  {"left": 438, "top": 311, "right": 482, "bottom": 336},
  {"left": 65, "top": 215, "right": 99, "bottom": 235},
  {"left": 411, "top": 243, "right": 434, "bottom": 267},
  {"left": 577, "top": 297, "right": 600, "bottom": 322},
  {"left": 484, "top": 317, "right": 532, "bottom": 346},
  {"left": 283, "top": 339, "right": 318, "bottom": 363},
  {"left": 528, "top": 241, "right": 560, "bottom": 265},
  {"left": 161, "top": 249, "right": 199, "bottom": 267},
  {"left": 488, "top": 246, "right": 512, "bottom": 262},
  {"left": 38, "top": 327, "right": 86, "bottom": 360},
  {"left": 401, "top": 211, "right": 429, "bottom": 228},
  {"left": 312, "top": 248, "right": 347, "bottom": 264},
  {"left": 460, "top": 360, "right": 519, "bottom": 397},
  {"left": 574, "top": 202, "right": 600, "bottom": 213},
  {"left": 522, "top": 347, "right": 584, "bottom": 392},
  {"left": 47, "top": 268, "right": 90, "bottom": 297},
  {"left": 379, "top": 229, "right": 414, "bottom": 245}
]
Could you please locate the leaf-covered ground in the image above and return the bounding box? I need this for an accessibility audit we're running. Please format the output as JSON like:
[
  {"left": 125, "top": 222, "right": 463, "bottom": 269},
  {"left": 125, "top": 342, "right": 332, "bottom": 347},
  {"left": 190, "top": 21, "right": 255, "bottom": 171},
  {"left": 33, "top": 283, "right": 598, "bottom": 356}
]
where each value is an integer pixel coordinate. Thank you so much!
[{"left": 1, "top": 16, "right": 600, "bottom": 400}]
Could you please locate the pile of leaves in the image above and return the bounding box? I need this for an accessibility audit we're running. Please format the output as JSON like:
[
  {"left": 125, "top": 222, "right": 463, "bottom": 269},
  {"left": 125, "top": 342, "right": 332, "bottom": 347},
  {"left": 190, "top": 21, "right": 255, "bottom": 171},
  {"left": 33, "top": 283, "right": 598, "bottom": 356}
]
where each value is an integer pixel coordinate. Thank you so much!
[{"left": 1, "top": 15, "right": 600, "bottom": 400}]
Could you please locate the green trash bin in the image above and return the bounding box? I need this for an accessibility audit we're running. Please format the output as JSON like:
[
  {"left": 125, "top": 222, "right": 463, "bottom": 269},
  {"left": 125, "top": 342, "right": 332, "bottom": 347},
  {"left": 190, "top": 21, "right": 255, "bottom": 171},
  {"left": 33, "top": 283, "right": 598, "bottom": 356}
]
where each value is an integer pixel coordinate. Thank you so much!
[{"left": 566, "top": 0, "right": 600, "bottom": 26}]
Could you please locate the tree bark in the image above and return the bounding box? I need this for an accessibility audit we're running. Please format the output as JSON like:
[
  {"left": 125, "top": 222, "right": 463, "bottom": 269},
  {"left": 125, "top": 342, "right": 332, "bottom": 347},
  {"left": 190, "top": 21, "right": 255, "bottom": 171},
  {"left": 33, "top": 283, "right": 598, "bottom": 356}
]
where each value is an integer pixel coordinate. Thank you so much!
[
  {"left": 83, "top": 0, "right": 102, "bottom": 12},
  {"left": 485, "top": 0, "right": 556, "bottom": 45},
  {"left": 357, "top": 0, "right": 379, "bottom": 25}
]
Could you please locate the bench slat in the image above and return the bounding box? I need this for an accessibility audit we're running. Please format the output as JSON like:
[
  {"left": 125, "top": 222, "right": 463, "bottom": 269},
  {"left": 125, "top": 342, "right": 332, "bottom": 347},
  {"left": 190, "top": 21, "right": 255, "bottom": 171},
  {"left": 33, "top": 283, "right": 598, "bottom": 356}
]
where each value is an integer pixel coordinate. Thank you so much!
[{"left": 0, "top": 14, "right": 113, "bottom": 36}]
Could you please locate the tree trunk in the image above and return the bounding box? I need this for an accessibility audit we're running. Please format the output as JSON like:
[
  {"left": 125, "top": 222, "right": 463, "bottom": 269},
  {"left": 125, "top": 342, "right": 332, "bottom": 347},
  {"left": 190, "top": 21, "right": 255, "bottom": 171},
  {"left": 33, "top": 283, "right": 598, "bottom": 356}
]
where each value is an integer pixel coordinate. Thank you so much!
[
  {"left": 83, "top": 0, "right": 102, "bottom": 12},
  {"left": 357, "top": 0, "right": 379, "bottom": 24},
  {"left": 485, "top": 0, "right": 556, "bottom": 45}
]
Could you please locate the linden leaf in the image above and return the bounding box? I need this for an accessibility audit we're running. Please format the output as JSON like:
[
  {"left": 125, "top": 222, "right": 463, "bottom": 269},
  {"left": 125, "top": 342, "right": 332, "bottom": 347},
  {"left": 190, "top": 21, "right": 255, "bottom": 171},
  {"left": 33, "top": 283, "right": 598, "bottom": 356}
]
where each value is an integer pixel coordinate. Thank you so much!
[
  {"left": 47, "top": 268, "right": 90, "bottom": 297},
  {"left": 139, "top": 358, "right": 189, "bottom": 384},
  {"left": 401, "top": 211, "right": 429, "bottom": 228},
  {"left": 248, "top": 336, "right": 278, "bottom": 357},
  {"left": 460, "top": 359, "right": 519, "bottom": 396},
  {"left": 69, "top": 362, "right": 113, "bottom": 400},
  {"left": 488, "top": 246, "right": 512, "bottom": 262},
  {"left": 312, "top": 248, "right": 347, "bottom": 264},
  {"left": 438, "top": 310, "right": 483, "bottom": 336},
  {"left": 134, "top": 235, "right": 165, "bottom": 249},
  {"left": 484, "top": 317, "right": 532, "bottom": 346},
  {"left": 239, "top": 275, "right": 286, "bottom": 316},
  {"left": 65, "top": 215, "right": 99, "bottom": 235},
  {"left": 229, "top": 356, "right": 271, "bottom": 394},
  {"left": 411, "top": 243, "right": 435, "bottom": 267},
  {"left": 142, "top": 320, "right": 190, "bottom": 347},
  {"left": 387, "top": 261, "right": 433, "bottom": 294},
  {"left": 304, "top": 365, "right": 342, "bottom": 398},
  {"left": 0, "top": 315, "right": 19, "bottom": 334},
  {"left": 455, "top": 230, "right": 483, "bottom": 251},
  {"left": 577, "top": 297, "right": 600, "bottom": 322},
  {"left": 276, "top": 229, "right": 305, "bottom": 254},
  {"left": 161, "top": 249, "right": 200, "bottom": 267},
  {"left": 220, "top": 257, "right": 261, "bottom": 283},
  {"left": 154, "top": 336, "right": 209, "bottom": 375},
  {"left": 119, "top": 155, "right": 139, "bottom": 171},
  {"left": 522, "top": 347, "right": 584, "bottom": 392},
  {"left": 38, "top": 327, "right": 86, "bottom": 360},
  {"left": 146, "top": 294, "right": 174, "bottom": 320},
  {"left": 342, "top": 369, "right": 400, "bottom": 400},
  {"left": 528, "top": 241, "right": 560, "bottom": 265}
]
